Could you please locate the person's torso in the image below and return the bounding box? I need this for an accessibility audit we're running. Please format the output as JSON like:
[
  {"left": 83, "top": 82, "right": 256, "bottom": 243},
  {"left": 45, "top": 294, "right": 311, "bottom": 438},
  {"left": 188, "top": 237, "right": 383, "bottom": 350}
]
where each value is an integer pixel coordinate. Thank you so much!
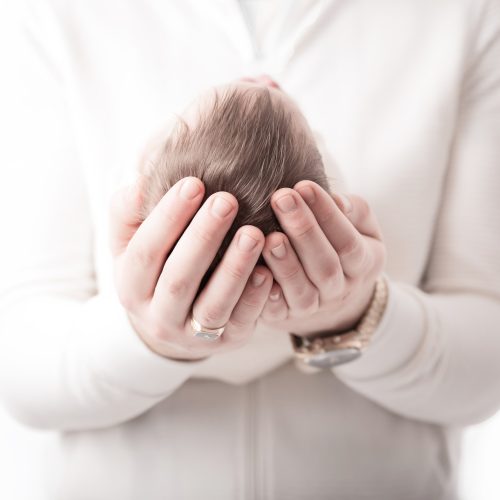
[{"left": 39, "top": 0, "right": 476, "bottom": 497}]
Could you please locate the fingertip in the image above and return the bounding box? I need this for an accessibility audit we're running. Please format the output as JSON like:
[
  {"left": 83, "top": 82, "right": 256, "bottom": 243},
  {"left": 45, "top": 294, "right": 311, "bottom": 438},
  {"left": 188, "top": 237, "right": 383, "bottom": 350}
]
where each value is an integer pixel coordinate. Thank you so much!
[
  {"left": 239, "top": 224, "right": 265, "bottom": 243},
  {"left": 264, "top": 231, "right": 287, "bottom": 252},
  {"left": 271, "top": 186, "right": 294, "bottom": 202},
  {"left": 251, "top": 265, "right": 272, "bottom": 288},
  {"left": 251, "top": 270, "right": 267, "bottom": 287},
  {"left": 332, "top": 192, "right": 353, "bottom": 215},
  {"left": 178, "top": 176, "right": 204, "bottom": 200},
  {"left": 208, "top": 192, "right": 238, "bottom": 220},
  {"left": 293, "top": 179, "right": 317, "bottom": 191},
  {"left": 295, "top": 184, "right": 316, "bottom": 206},
  {"left": 209, "top": 190, "right": 239, "bottom": 212},
  {"left": 269, "top": 281, "right": 282, "bottom": 301}
]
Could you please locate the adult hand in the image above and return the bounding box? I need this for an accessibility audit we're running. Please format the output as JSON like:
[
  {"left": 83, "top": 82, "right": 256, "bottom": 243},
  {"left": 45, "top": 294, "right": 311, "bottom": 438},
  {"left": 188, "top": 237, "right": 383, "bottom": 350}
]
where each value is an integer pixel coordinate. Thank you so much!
[
  {"left": 109, "top": 176, "right": 273, "bottom": 361},
  {"left": 260, "top": 180, "right": 387, "bottom": 336}
]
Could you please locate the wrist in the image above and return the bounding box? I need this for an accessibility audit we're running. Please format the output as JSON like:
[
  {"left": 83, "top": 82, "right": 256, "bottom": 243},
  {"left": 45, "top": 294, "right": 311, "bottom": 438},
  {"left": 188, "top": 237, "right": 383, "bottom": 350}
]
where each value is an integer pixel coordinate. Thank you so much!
[
  {"left": 127, "top": 311, "right": 210, "bottom": 362},
  {"left": 299, "top": 277, "right": 379, "bottom": 339},
  {"left": 290, "top": 275, "right": 389, "bottom": 371}
]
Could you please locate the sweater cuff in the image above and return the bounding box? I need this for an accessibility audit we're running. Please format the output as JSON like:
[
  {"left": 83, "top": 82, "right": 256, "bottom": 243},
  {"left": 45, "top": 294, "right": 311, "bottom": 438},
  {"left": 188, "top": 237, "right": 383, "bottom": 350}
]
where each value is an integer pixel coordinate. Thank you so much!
[
  {"left": 333, "top": 277, "right": 427, "bottom": 383},
  {"left": 74, "top": 290, "right": 207, "bottom": 397}
]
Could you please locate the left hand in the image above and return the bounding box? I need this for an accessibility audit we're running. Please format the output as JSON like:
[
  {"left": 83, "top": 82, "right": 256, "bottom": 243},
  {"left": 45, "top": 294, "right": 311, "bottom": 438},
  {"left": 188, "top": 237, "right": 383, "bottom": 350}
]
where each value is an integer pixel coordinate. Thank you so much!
[{"left": 259, "top": 180, "right": 387, "bottom": 336}]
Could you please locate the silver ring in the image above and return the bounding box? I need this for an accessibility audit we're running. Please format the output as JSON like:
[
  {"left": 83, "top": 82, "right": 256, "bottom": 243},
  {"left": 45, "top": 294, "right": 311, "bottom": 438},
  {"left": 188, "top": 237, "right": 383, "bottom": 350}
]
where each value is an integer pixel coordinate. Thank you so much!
[{"left": 190, "top": 315, "right": 225, "bottom": 342}]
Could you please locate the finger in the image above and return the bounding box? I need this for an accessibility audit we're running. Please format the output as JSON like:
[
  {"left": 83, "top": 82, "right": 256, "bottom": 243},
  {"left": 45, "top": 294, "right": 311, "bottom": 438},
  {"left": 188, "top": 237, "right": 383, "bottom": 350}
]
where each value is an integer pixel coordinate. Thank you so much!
[
  {"left": 109, "top": 174, "right": 147, "bottom": 258},
  {"left": 260, "top": 281, "right": 288, "bottom": 321},
  {"left": 190, "top": 225, "right": 265, "bottom": 331},
  {"left": 270, "top": 188, "right": 344, "bottom": 296},
  {"left": 262, "top": 232, "right": 321, "bottom": 313},
  {"left": 294, "top": 181, "right": 371, "bottom": 278},
  {"left": 331, "top": 192, "right": 383, "bottom": 240},
  {"left": 152, "top": 192, "right": 238, "bottom": 322},
  {"left": 222, "top": 266, "right": 274, "bottom": 345},
  {"left": 120, "top": 176, "right": 205, "bottom": 304}
]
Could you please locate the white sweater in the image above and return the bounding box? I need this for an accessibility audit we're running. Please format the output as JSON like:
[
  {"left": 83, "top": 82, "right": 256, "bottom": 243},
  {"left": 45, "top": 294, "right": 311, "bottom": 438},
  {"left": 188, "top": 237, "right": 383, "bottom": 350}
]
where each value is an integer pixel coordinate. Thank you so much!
[{"left": 1, "top": 0, "right": 499, "bottom": 498}]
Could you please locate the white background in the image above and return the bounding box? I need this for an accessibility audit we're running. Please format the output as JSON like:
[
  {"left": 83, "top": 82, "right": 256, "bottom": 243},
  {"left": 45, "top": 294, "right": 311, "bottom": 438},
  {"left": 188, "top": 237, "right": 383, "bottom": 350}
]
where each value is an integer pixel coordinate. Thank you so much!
[
  {"left": 1, "top": 404, "right": 499, "bottom": 499},
  {"left": 0, "top": 2, "right": 498, "bottom": 499}
]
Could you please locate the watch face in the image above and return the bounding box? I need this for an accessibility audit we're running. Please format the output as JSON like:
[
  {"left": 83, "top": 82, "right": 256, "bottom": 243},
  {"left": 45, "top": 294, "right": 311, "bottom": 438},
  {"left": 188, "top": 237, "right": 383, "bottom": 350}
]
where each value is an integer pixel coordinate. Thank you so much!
[{"left": 305, "top": 348, "right": 361, "bottom": 369}]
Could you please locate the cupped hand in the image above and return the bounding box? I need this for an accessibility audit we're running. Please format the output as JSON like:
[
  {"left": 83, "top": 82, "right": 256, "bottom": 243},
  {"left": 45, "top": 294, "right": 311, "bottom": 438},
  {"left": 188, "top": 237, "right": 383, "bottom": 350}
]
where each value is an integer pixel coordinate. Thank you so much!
[
  {"left": 259, "top": 181, "right": 387, "bottom": 336},
  {"left": 109, "top": 176, "right": 273, "bottom": 361}
]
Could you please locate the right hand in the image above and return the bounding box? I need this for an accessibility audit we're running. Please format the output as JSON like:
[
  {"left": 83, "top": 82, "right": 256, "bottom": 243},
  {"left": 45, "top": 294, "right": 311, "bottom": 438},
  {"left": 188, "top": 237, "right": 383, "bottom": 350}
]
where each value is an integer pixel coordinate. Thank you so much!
[{"left": 109, "top": 176, "right": 273, "bottom": 361}]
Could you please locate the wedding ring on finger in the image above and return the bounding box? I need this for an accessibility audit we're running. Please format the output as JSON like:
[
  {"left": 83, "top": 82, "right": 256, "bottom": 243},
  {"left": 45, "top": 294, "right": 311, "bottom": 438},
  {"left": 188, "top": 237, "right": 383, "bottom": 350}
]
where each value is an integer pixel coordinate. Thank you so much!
[{"left": 190, "top": 315, "right": 226, "bottom": 341}]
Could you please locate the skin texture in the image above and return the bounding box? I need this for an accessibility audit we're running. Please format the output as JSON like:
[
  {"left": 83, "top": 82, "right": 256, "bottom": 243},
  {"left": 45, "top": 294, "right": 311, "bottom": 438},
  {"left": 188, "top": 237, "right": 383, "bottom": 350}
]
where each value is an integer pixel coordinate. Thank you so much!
[
  {"left": 260, "top": 181, "right": 386, "bottom": 335},
  {"left": 109, "top": 75, "right": 386, "bottom": 361}
]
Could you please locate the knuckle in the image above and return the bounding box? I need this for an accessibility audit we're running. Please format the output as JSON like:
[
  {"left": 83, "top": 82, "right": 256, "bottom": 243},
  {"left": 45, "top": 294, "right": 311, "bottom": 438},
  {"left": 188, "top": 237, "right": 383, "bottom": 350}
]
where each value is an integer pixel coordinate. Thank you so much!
[
  {"left": 294, "top": 223, "right": 316, "bottom": 240},
  {"left": 279, "top": 264, "right": 302, "bottom": 282},
  {"left": 263, "top": 301, "right": 287, "bottom": 321},
  {"left": 337, "top": 237, "right": 361, "bottom": 259},
  {"left": 240, "top": 292, "right": 262, "bottom": 310},
  {"left": 164, "top": 276, "right": 191, "bottom": 298},
  {"left": 128, "top": 241, "right": 156, "bottom": 268},
  {"left": 323, "top": 261, "right": 343, "bottom": 282},
  {"left": 156, "top": 201, "right": 181, "bottom": 226},
  {"left": 228, "top": 315, "right": 249, "bottom": 331},
  {"left": 160, "top": 189, "right": 201, "bottom": 224},
  {"left": 317, "top": 207, "right": 336, "bottom": 225},
  {"left": 222, "top": 260, "right": 248, "bottom": 281},
  {"left": 190, "top": 222, "right": 218, "bottom": 246},
  {"left": 197, "top": 303, "right": 226, "bottom": 327},
  {"left": 296, "top": 292, "right": 319, "bottom": 315}
]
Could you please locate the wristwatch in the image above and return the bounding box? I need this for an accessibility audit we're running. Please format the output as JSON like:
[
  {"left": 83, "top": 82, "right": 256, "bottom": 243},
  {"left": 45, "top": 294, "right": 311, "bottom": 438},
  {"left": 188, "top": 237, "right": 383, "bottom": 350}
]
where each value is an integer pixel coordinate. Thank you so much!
[{"left": 290, "top": 275, "right": 389, "bottom": 373}]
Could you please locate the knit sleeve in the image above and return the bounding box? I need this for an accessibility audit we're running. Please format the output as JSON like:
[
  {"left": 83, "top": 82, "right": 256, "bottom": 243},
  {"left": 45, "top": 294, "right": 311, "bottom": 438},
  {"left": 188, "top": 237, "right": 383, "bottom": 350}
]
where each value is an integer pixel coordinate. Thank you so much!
[
  {"left": 0, "top": 1, "right": 205, "bottom": 432},
  {"left": 333, "top": 0, "right": 500, "bottom": 426}
]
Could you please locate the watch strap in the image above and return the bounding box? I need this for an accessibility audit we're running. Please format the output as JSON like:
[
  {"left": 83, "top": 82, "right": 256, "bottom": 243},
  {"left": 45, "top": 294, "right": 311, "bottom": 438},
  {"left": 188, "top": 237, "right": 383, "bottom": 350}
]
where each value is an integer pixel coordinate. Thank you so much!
[{"left": 290, "top": 275, "right": 389, "bottom": 369}]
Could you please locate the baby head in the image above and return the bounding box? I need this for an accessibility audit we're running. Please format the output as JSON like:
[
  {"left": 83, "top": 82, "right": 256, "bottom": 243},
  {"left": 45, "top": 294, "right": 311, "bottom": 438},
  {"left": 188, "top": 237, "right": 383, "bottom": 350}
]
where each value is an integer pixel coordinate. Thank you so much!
[{"left": 138, "top": 78, "right": 333, "bottom": 292}]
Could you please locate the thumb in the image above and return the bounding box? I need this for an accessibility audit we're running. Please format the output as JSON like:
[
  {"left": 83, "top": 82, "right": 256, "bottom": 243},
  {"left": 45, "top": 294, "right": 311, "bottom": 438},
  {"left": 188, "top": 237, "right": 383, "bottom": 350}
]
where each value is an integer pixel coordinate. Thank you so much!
[
  {"left": 330, "top": 191, "right": 353, "bottom": 216},
  {"left": 109, "top": 174, "right": 147, "bottom": 257},
  {"left": 333, "top": 192, "right": 383, "bottom": 240}
]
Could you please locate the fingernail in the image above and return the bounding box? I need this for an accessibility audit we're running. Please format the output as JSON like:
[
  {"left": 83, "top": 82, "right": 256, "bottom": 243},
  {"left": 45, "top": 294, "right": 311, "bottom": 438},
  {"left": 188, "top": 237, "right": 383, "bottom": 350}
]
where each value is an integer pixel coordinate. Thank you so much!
[
  {"left": 297, "top": 186, "right": 315, "bottom": 205},
  {"left": 211, "top": 196, "right": 234, "bottom": 218},
  {"left": 180, "top": 178, "right": 200, "bottom": 200},
  {"left": 252, "top": 272, "right": 266, "bottom": 287},
  {"left": 336, "top": 193, "right": 352, "bottom": 214},
  {"left": 271, "top": 242, "right": 286, "bottom": 259},
  {"left": 275, "top": 194, "right": 297, "bottom": 213},
  {"left": 270, "top": 290, "right": 281, "bottom": 301},
  {"left": 238, "top": 232, "right": 258, "bottom": 252}
]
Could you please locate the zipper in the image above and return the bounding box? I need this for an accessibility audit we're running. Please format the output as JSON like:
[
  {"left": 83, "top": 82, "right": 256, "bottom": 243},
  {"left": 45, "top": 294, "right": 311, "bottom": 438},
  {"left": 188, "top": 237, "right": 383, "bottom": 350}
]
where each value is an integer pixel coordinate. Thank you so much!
[{"left": 245, "top": 380, "right": 259, "bottom": 500}]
